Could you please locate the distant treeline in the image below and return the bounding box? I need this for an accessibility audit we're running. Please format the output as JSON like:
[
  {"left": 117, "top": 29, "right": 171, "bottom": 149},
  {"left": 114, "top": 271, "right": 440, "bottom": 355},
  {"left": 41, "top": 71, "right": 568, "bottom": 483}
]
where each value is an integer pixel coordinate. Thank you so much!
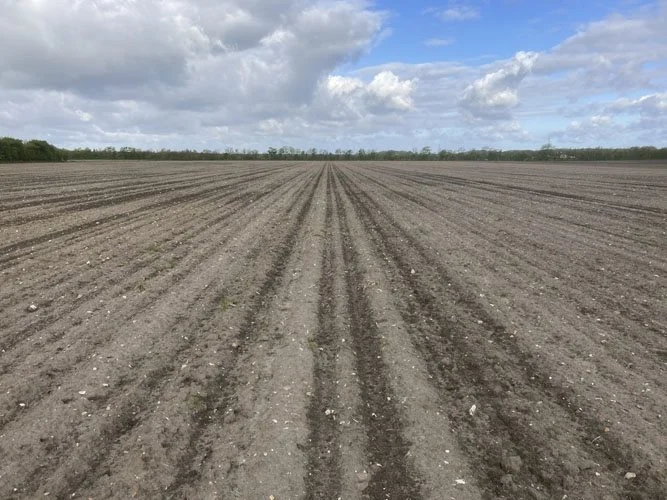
[
  {"left": 2, "top": 136, "right": 667, "bottom": 163},
  {"left": 64, "top": 144, "right": 667, "bottom": 162},
  {"left": 0, "top": 137, "right": 68, "bottom": 162}
]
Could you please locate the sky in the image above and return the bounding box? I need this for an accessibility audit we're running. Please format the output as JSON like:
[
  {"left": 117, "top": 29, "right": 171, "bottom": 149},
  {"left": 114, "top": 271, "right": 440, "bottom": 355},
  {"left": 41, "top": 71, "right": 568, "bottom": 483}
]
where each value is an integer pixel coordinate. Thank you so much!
[{"left": 1, "top": 0, "right": 666, "bottom": 152}]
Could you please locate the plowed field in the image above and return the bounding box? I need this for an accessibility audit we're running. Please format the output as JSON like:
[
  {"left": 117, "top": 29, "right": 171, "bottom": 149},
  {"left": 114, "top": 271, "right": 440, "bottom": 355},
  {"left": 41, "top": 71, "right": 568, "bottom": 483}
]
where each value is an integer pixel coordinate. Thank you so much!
[{"left": 1, "top": 160, "right": 665, "bottom": 499}]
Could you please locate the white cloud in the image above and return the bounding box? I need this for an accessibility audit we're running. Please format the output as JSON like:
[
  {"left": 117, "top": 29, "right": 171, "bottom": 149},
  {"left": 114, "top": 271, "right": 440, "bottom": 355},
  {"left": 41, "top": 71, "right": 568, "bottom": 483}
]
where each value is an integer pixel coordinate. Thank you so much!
[
  {"left": 425, "top": 38, "right": 455, "bottom": 47},
  {"left": 315, "top": 71, "right": 416, "bottom": 120},
  {"left": 552, "top": 115, "right": 624, "bottom": 145},
  {"left": 366, "top": 72, "right": 416, "bottom": 111},
  {"left": 0, "top": 0, "right": 198, "bottom": 91},
  {"left": 458, "top": 52, "right": 539, "bottom": 120},
  {"left": 533, "top": 6, "right": 667, "bottom": 92},
  {"left": 608, "top": 93, "right": 667, "bottom": 115},
  {"left": 590, "top": 115, "right": 613, "bottom": 127},
  {"left": 434, "top": 5, "right": 480, "bottom": 22},
  {"left": 0, "top": 0, "right": 383, "bottom": 109},
  {"left": 75, "top": 110, "right": 93, "bottom": 122},
  {"left": 478, "top": 120, "right": 530, "bottom": 142},
  {"left": 326, "top": 75, "right": 365, "bottom": 97},
  {"left": 258, "top": 118, "right": 287, "bottom": 136}
]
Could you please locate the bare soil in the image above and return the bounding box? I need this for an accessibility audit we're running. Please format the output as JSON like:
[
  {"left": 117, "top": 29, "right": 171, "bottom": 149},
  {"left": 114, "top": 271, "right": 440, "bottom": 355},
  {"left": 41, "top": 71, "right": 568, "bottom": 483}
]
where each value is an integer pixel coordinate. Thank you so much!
[{"left": 0, "top": 160, "right": 665, "bottom": 499}]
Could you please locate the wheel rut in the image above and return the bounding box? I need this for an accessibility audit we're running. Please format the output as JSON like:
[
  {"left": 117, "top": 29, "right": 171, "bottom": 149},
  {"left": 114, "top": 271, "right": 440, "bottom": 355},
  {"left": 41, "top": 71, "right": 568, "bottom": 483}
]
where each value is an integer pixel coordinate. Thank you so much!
[
  {"left": 304, "top": 164, "right": 343, "bottom": 498},
  {"left": 331, "top": 166, "right": 422, "bottom": 499},
  {"left": 336, "top": 164, "right": 665, "bottom": 499},
  {"left": 0, "top": 166, "right": 317, "bottom": 498},
  {"left": 164, "top": 166, "right": 324, "bottom": 496}
]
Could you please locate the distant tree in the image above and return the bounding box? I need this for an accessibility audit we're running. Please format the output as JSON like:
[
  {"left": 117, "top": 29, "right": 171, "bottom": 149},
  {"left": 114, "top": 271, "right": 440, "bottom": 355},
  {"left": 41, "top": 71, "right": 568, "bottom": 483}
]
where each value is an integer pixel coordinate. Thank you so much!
[
  {"left": 0, "top": 137, "right": 24, "bottom": 162},
  {"left": 420, "top": 146, "right": 432, "bottom": 160}
]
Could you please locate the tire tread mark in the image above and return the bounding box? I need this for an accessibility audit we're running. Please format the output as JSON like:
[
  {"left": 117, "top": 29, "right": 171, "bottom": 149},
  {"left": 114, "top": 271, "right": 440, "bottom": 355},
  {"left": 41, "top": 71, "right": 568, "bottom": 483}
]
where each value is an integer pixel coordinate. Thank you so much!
[
  {"left": 165, "top": 166, "right": 325, "bottom": 496},
  {"left": 332, "top": 165, "right": 422, "bottom": 499},
  {"left": 304, "top": 164, "right": 343, "bottom": 499},
  {"left": 336, "top": 165, "right": 665, "bottom": 499},
  {"left": 2, "top": 169, "right": 317, "bottom": 497}
]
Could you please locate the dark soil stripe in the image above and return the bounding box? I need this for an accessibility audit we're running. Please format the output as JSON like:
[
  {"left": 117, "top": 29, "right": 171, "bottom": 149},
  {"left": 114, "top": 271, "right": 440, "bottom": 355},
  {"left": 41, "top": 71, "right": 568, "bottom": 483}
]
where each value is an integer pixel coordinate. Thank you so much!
[
  {"left": 0, "top": 177, "right": 305, "bottom": 419},
  {"left": 332, "top": 166, "right": 422, "bottom": 500},
  {"left": 355, "top": 166, "right": 665, "bottom": 250},
  {"left": 349, "top": 167, "right": 667, "bottom": 351},
  {"left": 0, "top": 170, "right": 281, "bottom": 266},
  {"left": 0, "top": 171, "right": 305, "bottom": 356},
  {"left": 0, "top": 172, "right": 222, "bottom": 212},
  {"left": 336, "top": 165, "right": 665, "bottom": 499},
  {"left": 390, "top": 169, "right": 667, "bottom": 215},
  {"left": 165, "top": 166, "right": 325, "bottom": 496},
  {"left": 16, "top": 169, "right": 321, "bottom": 498},
  {"left": 304, "top": 164, "right": 342, "bottom": 499}
]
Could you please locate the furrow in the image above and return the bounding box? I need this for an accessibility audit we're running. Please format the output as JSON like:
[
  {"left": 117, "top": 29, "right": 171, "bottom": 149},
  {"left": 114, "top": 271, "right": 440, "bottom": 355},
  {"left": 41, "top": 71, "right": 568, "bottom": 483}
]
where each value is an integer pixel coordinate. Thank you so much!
[
  {"left": 332, "top": 166, "right": 423, "bottom": 499},
  {"left": 0, "top": 170, "right": 280, "bottom": 265},
  {"left": 0, "top": 167, "right": 317, "bottom": 498},
  {"left": 304, "top": 164, "right": 343, "bottom": 498},
  {"left": 336, "top": 164, "right": 665, "bottom": 499},
  {"left": 0, "top": 170, "right": 305, "bottom": 358},
  {"left": 163, "top": 165, "right": 324, "bottom": 496},
  {"left": 0, "top": 173, "right": 308, "bottom": 424}
]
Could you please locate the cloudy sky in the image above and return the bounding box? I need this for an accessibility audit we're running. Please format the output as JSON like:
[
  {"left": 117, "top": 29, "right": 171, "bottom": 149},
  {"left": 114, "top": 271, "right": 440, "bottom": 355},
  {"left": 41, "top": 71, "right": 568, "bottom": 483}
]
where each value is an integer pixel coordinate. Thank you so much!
[{"left": 1, "top": 0, "right": 666, "bottom": 151}]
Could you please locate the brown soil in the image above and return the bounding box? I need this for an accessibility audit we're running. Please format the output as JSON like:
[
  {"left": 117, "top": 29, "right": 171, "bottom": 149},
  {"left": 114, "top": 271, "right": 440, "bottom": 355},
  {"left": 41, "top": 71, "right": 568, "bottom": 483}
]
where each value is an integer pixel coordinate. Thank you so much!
[{"left": 0, "top": 160, "right": 665, "bottom": 499}]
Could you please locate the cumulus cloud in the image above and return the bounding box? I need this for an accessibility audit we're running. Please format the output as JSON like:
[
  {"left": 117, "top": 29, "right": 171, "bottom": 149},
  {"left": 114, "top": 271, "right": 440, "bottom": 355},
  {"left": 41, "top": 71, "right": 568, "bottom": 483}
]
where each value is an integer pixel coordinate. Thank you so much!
[
  {"left": 366, "top": 72, "right": 416, "bottom": 111},
  {"left": 315, "top": 71, "right": 416, "bottom": 120},
  {"left": 458, "top": 52, "right": 538, "bottom": 120},
  {"left": 0, "top": 0, "right": 422, "bottom": 149},
  {"left": 326, "top": 75, "right": 366, "bottom": 97},
  {"left": 0, "top": 0, "right": 383, "bottom": 108},
  {"left": 432, "top": 4, "right": 480, "bottom": 22},
  {"left": 608, "top": 93, "right": 667, "bottom": 115},
  {"left": 552, "top": 115, "right": 624, "bottom": 145}
]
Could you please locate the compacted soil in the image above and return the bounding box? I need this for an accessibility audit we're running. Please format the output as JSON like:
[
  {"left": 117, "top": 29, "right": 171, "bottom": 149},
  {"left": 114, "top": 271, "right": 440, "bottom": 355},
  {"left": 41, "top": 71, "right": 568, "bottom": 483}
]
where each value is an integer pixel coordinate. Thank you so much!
[{"left": 0, "top": 160, "right": 665, "bottom": 499}]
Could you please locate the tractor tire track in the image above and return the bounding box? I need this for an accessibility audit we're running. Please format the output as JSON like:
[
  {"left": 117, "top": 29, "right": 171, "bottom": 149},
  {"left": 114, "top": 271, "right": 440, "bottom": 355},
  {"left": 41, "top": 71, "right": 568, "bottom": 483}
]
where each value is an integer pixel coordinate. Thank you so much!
[
  {"left": 304, "top": 164, "right": 343, "bottom": 498},
  {"left": 332, "top": 166, "right": 423, "bottom": 499},
  {"left": 336, "top": 163, "right": 665, "bottom": 499},
  {"left": 163, "top": 166, "right": 324, "bottom": 497}
]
